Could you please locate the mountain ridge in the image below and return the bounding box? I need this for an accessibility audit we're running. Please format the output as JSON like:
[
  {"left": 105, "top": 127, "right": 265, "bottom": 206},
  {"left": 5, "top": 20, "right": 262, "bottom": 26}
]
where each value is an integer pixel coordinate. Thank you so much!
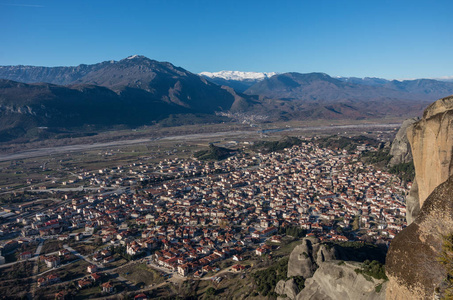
[
  {"left": 0, "top": 56, "right": 450, "bottom": 143},
  {"left": 244, "top": 72, "right": 453, "bottom": 102}
]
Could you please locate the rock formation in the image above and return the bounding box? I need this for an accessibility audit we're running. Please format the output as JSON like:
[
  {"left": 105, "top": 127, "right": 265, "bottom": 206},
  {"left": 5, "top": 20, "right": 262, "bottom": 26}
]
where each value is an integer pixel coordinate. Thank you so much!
[
  {"left": 386, "top": 95, "right": 453, "bottom": 299},
  {"left": 405, "top": 95, "right": 453, "bottom": 222},
  {"left": 287, "top": 237, "right": 337, "bottom": 278},
  {"left": 388, "top": 118, "right": 418, "bottom": 167},
  {"left": 386, "top": 175, "right": 453, "bottom": 299},
  {"left": 404, "top": 178, "right": 420, "bottom": 225},
  {"left": 296, "top": 261, "right": 387, "bottom": 300},
  {"left": 275, "top": 278, "right": 300, "bottom": 300}
]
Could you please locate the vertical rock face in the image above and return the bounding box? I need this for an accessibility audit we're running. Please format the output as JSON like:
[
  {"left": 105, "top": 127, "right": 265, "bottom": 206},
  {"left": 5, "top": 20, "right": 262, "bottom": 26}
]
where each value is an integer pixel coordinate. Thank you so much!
[
  {"left": 388, "top": 118, "right": 418, "bottom": 167},
  {"left": 407, "top": 95, "right": 453, "bottom": 216},
  {"left": 386, "top": 95, "right": 453, "bottom": 299}
]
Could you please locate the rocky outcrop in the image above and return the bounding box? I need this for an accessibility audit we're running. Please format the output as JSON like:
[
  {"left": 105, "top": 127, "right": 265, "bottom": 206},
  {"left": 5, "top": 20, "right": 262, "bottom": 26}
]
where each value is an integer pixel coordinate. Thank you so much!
[
  {"left": 296, "top": 261, "right": 387, "bottom": 300},
  {"left": 405, "top": 178, "right": 420, "bottom": 225},
  {"left": 287, "top": 237, "right": 337, "bottom": 278},
  {"left": 275, "top": 278, "right": 299, "bottom": 300},
  {"left": 386, "top": 175, "right": 453, "bottom": 299},
  {"left": 388, "top": 118, "right": 418, "bottom": 167},
  {"left": 386, "top": 94, "right": 453, "bottom": 299},
  {"left": 406, "top": 95, "right": 453, "bottom": 220}
]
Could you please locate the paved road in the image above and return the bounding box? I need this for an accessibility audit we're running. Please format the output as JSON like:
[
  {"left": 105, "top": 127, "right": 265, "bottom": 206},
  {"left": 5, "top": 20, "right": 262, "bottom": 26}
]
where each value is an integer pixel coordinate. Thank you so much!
[
  {"left": 0, "top": 244, "right": 59, "bottom": 269},
  {"left": 35, "top": 240, "right": 44, "bottom": 256}
]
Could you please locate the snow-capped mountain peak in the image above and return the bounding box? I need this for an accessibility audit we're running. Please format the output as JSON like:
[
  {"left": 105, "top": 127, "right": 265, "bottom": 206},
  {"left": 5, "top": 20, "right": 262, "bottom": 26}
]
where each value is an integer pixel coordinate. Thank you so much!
[
  {"left": 199, "top": 70, "right": 277, "bottom": 81},
  {"left": 125, "top": 54, "right": 145, "bottom": 60}
]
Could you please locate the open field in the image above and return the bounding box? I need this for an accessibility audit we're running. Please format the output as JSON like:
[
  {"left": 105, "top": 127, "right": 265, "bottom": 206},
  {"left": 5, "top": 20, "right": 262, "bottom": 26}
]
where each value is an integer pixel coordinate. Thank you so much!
[
  {"left": 117, "top": 263, "right": 165, "bottom": 287},
  {"left": 0, "top": 118, "right": 402, "bottom": 161}
]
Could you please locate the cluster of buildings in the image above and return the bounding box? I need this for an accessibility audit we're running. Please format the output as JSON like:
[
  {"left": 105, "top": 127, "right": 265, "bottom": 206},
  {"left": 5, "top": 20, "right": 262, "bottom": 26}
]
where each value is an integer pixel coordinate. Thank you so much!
[{"left": 2, "top": 141, "right": 408, "bottom": 278}]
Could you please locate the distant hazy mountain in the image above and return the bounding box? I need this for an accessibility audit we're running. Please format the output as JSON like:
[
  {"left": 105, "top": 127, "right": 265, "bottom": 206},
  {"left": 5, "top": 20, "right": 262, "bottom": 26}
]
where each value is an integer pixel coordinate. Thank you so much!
[
  {"left": 199, "top": 71, "right": 277, "bottom": 93},
  {"left": 245, "top": 72, "right": 453, "bottom": 101},
  {"left": 336, "top": 76, "right": 390, "bottom": 86}
]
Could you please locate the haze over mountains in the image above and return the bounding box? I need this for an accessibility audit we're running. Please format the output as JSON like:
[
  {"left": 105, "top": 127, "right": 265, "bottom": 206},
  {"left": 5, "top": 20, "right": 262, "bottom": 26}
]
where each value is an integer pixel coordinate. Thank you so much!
[{"left": 0, "top": 55, "right": 452, "bottom": 142}]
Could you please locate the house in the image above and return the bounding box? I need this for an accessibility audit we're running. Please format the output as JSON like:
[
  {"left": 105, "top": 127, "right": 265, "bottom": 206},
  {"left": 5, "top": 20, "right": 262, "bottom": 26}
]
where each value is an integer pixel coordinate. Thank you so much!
[
  {"left": 231, "top": 264, "right": 246, "bottom": 272},
  {"left": 103, "top": 256, "right": 115, "bottom": 263},
  {"left": 55, "top": 290, "right": 70, "bottom": 300},
  {"left": 37, "top": 277, "right": 48, "bottom": 287},
  {"left": 44, "top": 255, "right": 60, "bottom": 268},
  {"left": 101, "top": 281, "right": 114, "bottom": 293},
  {"left": 232, "top": 254, "right": 243, "bottom": 261},
  {"left": 177, "top": 264, "right": 189, "bottom": 277},
  {"left": 20, "top": 251, "right": 33, "bottom": 260},
  {"left": 255, "top": 245, "right": 270, "bottom": 256},
  {"left": 270, "top": 235, "right": 282, "bottom": 243},
  {"left": 193, "top": 270, "right": 204, "bottom": 278},
  {"left": 92, "top": 253, "right": 103, "bottom": 262},
  {"left": 58, "top": 249, "right": 70, "bottom": 256},
  {"left": 91, "top": 272, "right": 102, "bottom": 282},
  {"left": 78, "top": 279, "right": 92, "bottom": 289},
  {"left": 134, "top": 293, "right": 148, "bottom": 300},
  {"left": 47, "top": 273, "right": 60, "bottom": 284},
  {"left": 87, "top": 264, "right": 98, "bottom": 273}
]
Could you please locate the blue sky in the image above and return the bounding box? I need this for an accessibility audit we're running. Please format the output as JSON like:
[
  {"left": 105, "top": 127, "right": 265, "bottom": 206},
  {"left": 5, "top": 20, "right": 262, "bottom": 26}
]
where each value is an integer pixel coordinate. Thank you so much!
[{"left": 1, "top": 0, "right": 452, "bottom": 79}]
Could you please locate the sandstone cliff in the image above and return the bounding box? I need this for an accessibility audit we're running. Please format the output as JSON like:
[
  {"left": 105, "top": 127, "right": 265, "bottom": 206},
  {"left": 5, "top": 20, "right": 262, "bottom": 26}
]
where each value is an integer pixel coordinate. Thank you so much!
[
  {"left": 386, "top": 175, "right": 453, "bottom": 299},
  {"left": 406, "top": 95, "right": 453, "bottom": 222},
  {"left": 386, "top": 95, "right": 453, "bottom": 299},
  {"left": 388, "top": 118, "right": 418, "bottom": 167},
  {"left": 296, "top": 261, "right": 387, "bottom": 300}
]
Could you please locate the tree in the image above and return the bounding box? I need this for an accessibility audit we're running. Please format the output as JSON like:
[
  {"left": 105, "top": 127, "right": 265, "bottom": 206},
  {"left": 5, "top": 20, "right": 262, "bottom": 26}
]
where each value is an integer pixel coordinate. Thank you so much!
[{"left": 205, "top": 287, "right": 216, "bottom": 296}]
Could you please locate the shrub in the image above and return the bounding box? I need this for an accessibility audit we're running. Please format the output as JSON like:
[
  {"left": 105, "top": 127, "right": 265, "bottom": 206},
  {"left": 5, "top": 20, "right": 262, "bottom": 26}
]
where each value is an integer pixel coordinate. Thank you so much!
[
  {"left": 354, "top": 260, "right": 388, "bottom": 280},
  {"left": 252, "top": 257, "right": 289, "bottom": 296}
]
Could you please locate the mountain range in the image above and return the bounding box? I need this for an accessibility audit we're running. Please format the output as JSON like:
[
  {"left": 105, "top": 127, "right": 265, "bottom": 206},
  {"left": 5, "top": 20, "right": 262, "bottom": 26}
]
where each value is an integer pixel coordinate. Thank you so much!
[
  {"left": 1, "top": 55, "right": 452, "bottom": 142},
  {"left": 199, "top": 71, "right": 277, "bottom": 92}
]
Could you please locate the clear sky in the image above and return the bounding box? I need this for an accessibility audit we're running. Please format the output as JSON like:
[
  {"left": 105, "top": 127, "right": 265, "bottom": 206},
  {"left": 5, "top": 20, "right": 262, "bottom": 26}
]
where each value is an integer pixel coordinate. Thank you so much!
[{"left": 1, "top": 0, "right": 452, "bottom": 79}]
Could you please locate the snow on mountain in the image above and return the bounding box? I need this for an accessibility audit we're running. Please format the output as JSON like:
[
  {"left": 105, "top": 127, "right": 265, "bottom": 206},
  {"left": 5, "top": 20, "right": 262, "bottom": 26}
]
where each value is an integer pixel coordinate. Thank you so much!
[
  {"left": 125, "top": 54, "right": 145, "bottom": 60},
  {"left": 200, "top": 70, "right": 278, "bottom": 81}
]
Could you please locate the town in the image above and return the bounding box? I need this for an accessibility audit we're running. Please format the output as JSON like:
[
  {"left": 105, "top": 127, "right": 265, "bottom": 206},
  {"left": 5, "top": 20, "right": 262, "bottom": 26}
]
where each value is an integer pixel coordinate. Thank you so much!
[{"left": 0, "top": 138, "right": 408, "bottom": 299}]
